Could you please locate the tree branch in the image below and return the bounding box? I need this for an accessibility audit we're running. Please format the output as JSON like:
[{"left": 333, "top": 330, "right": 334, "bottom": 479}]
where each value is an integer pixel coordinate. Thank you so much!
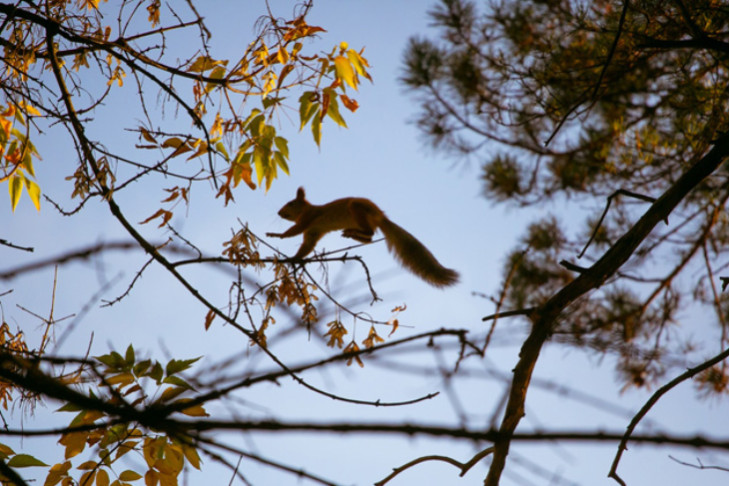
[
  {"left": 608, "top": 345, "right": 729, "bottom": 485},
  {"left": 485, "top": 133, "right": 729, "bottom": 486}
]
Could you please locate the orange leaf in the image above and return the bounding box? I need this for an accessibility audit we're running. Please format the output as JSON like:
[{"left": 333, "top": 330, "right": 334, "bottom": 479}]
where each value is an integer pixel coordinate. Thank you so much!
[
  {"left": 204, "top": 310, "right": 215, "bottom": 330},
  {"left": 139, "top": 209, "right": 173, "bottom": 228},
  {"left": 343, "top": 341, "right": 363, "bottom": 367},
  {"left": 339, "top": 94, "right": 359, "bottom": 112}
]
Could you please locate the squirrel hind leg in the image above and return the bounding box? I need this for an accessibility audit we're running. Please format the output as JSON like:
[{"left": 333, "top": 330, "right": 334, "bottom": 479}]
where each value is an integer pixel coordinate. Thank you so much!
[{"left": 342, "top": 228, "right": 373, "bottom": 243}]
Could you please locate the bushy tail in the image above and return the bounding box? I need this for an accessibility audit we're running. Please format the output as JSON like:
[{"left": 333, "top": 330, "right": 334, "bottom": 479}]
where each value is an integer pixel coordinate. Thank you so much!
[{"left": 379, "top": 217, "right": 459, "bottom": 287}]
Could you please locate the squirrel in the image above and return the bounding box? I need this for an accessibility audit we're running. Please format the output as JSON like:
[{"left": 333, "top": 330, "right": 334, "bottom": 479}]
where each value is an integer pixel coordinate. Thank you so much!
[{"left": 266, "top": 187, "right": 459, "bottom": 287}]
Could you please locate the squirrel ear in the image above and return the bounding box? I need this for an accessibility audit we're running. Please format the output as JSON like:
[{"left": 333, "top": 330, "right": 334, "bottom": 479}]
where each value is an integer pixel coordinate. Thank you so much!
[{"left": 296, "top": 187, "right": 306, "bottom": 200}]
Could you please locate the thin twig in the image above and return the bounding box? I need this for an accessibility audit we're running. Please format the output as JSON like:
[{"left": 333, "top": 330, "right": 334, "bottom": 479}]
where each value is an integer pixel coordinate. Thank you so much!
[
  {"left": 578, "top": 189, "right": 657, "bottom": 259},
  {"left": 375, "top": 447, "right": 494, "bottom": 486},
  {"left": 0, "top": 238, "right": 33, "bottom": 252},
  {"left": 608, "top": 345, "right": 729, "bottom": 485},
  {"left": 544, "top": 0, "right": 630, "bottom": 146}
]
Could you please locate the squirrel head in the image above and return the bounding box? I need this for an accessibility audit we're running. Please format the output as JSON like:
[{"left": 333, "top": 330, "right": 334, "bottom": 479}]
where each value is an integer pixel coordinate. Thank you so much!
[{"left": 277, "top": 187, "right": 309, "bottom": 221}]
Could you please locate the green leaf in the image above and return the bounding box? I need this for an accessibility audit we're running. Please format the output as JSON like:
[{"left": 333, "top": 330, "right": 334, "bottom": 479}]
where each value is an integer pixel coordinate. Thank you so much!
[
  {"left": 209, "top": 65, "right": 226, "bottom": 80},
  {"left": 21, "top": 152, "right": 35, "bottom": 177},
  {"left": 262, "top": 96, "right": 284, "bottom": 109},
  {"left": 253, "top": 146, "right": 266, "bottom": 187},
  {"left": 298, "top": 91, "right": 318, "bottom": 130},
  {"left": 0, "top": 442, "right": 15, "bottom": 458},
  {"left": 311, "top": 109, "right": 322, "bottom": 146},
  {"left": 241, "top": 109, "right": 261, "bottom": 128},
  {"left": 273, "top": 136, "right": 289, "bottom": 159},
  {"left": 260, "top": 125, "right": 276, "bottom": 151},
  {"left": 133, "top": 359, "right": 152, "bottom": 377},
  {"left": 124, "top": 344, "right": 135, "bottom": 366},
  {"left": 165, "top": 357, "right": 201, "bottom": 376},
  {"left": 56, "top": 402, "right": 83, "bottom": 413},
  {"left": 247, "top": 114, "right": 265, "bottom": 137},
  {"left": 214, "top": 141, "right": 229, "bottom": 161},
  {"left": 149, "top": 362, "right": 164, "bottom": 383},
  {"left": 273, "top": 152, "right": 289, "bottom": 175},
  {"left": 95, "top": 351, "right": 125, "bottom": 370},
  {"left": 324, "top": 93, "right": 347, "bottom": 128},
  {"left": 7, "top": 454, "right": 48, "bottom": 468},
  {"left": 162, "top": 375, "right": 191, "bottom": 389}
]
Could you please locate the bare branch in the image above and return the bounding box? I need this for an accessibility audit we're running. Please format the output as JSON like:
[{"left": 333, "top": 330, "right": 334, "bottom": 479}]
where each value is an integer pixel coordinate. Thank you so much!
[{"left": 609, "top": 345, "right": 729, "bottom": 485}]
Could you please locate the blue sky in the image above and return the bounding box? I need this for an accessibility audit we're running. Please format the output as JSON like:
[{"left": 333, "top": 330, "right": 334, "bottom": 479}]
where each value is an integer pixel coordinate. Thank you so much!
[{"left": 1, "top": 1, "right": 728, "bottom": 485}]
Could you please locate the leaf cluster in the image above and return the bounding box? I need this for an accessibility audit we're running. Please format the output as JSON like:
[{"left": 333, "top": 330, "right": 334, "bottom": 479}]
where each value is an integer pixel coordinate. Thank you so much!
[
  {"left": 0, "top": 0, "right": 372, "bottom": 215},
  {"left": 30, "top": 345, "right": 205, "bottom": 486}
]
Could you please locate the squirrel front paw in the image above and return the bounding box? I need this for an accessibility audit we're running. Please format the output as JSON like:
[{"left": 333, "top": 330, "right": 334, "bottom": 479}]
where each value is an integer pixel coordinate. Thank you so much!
[{"left": 266, "top": 232, "right": 282, "bottom": 238}]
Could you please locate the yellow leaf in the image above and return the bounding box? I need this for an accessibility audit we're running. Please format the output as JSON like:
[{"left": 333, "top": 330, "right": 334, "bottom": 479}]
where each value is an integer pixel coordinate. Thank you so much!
[
  {"left": 188, "top": 56, "right": 216, "bottom": 73},
  {"left": 334, "top": 56, "right": 357, "bottom": 90},
  {"left": 23, "top": 176, "right": 40, "bottom": 211},
  {"left": 142, "top": 437, "right": 161, "bottom": 469},
  {"left": 276, "top": 47, "right": 289, "bottom": 64},
  {"left": 277, "top": 64, "right": 294, "bottom": 89},
  {"left": 119, "top": 470, "right": 142, "bottom": 481},
  {"left": 234, "top": 160, "right": 255, "bottom": 190},
  {"left": 144, "top": 469, "right": 159, "bottom": 486},
  {"left": 157, "top": 385, "right": 186, "bottom": 403},
  {"left": 81, "top": 410, "right": 105, "bottom": 424},
  {"left": 22, "top": 102, "right": 41, "bottom": 116},
  {"left": 180, "top": 403, "right": 208, "bottom": 417},
  {"left": 210, "top": 114, "right": 223, "bottom": 138},
  {"left": 115, "top": 440, "right": 138, "bottom": 459},
  {"left": 209, "top": 65, "right": 226, "bottom": 80},
  {"left": 0, "top": 115, "right": 12, "bottom": 140},
  {"left": 163, "top": 445, "right": 184, "bottom": 474},
  {"left": 59, "top": 432, "right": 87, "bottom": 459},
  {"left": 181, "top": 444, "right": 201, "bottom": 470},
  {"left": 324, "top": 93, "right": 347, "bottom": 128},
  {"left": 8, "top": 174, "right": 22, "bottom": 212},
  {"left": 161, "top": 137, "right": 184, "bottom": 148},
  {"left": 96, "top": 469, "right": 109, "bottom": 486},
  {"left": 347, "top": 49, "right": 372, "bottom": 80},
  {"left": 44, "top": 461, "right": 72, "bottom": 486},
  {"left": 185, "top": 140, "right": 208, "bottom": 160},
  {"left": 79, "top": 470, "right": 95, "bottom": 486}
]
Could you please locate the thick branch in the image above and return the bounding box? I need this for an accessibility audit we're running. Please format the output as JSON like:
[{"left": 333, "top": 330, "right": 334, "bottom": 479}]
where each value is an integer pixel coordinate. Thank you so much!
[{"left": 485, "top": 134, "right": 729, "bottom": 485}]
